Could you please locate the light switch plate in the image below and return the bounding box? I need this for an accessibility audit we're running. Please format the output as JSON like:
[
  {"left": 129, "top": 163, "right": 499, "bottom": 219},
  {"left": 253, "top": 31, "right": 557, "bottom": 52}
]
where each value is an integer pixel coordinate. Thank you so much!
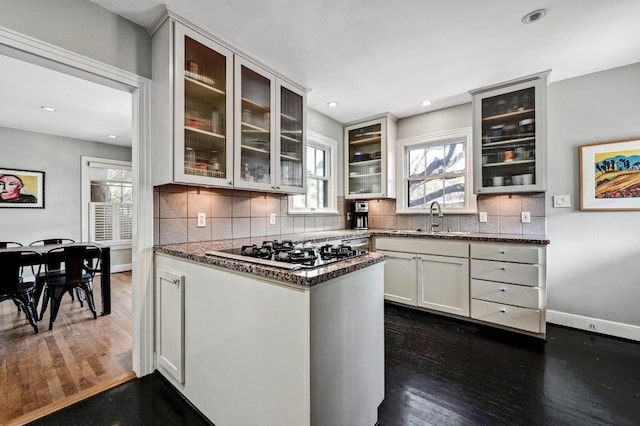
[
  {"left": 478, "top": 212, "right": 487, "bottom": 223},
  {"left": 521, "top": 211, "right": 531, "bottom": 223},
  {"left": 269, "top": 213, "right": 276, "bottom": 225},
  {"left": 197, "top": 212, "right": 206, "bottom": 227},
  {"left": 553, "top": 195, "right": 571, "bottom": 208}
]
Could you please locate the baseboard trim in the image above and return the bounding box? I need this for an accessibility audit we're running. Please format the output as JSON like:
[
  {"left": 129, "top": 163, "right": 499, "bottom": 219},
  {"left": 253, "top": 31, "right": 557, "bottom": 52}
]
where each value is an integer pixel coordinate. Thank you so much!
[
  {"left": 7, "top": 371, "right": 137, "bottom": 426},
  {"left": 547, "top": 310, "right": 640, "bottom": 342},
  {"left": 112, "top": 264, "right": 133, "bottom": 273}
]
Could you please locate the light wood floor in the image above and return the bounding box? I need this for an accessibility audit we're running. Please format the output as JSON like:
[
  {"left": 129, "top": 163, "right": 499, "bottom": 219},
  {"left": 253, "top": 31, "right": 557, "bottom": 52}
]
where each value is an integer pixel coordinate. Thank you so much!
[{"left": 0, "top": 272, "right": 133, "bottom": 425}]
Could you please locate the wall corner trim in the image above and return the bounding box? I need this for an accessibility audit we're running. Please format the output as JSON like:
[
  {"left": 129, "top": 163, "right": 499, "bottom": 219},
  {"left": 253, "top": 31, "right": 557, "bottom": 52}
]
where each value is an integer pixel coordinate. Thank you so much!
[{"left": 547, "top": 310, "right": 640, "bottom": 342}]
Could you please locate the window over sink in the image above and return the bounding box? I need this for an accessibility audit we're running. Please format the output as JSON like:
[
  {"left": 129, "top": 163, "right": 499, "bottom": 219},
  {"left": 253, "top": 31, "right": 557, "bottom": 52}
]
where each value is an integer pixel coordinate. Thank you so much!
[{"left": 396, "top": 128, "right": 476, "bottom": 214}]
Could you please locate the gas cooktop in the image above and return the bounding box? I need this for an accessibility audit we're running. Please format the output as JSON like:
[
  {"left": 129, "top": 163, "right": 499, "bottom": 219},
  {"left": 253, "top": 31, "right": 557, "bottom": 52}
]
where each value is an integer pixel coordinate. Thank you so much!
[{"left": 205, "top": 240, "right": 368, "bottom": 270}]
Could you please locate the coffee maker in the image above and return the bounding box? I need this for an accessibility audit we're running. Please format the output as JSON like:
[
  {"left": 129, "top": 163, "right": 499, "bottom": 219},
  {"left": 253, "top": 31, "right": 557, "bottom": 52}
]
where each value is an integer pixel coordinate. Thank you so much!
[{"left": 352, "top": 201, "right": 369, "bottom": 230}]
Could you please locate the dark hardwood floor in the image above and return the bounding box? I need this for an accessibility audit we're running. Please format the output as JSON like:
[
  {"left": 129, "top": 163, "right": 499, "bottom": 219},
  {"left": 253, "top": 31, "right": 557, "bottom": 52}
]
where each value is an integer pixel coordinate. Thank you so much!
[{"left": 27, "top": 302, "right": 640, "bottom": 426}]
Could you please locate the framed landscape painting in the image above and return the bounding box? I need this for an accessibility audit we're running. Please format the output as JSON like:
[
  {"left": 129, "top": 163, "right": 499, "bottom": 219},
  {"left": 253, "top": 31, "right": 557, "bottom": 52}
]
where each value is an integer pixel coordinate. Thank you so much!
[
  {"left": 579, "top": 139, "right": 640, "bottom": 211},
  {"left": 0, "top": 168, "right": 45, "bottom": 208}
]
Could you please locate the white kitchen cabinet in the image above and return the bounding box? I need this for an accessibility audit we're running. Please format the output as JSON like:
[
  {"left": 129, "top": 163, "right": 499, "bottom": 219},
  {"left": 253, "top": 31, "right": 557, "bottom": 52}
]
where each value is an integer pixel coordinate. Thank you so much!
[
  {"left": 377, "top": 250, "right": 417, "bottom": 306},
  {"left": 375, "top": 237, "right": 469, "bottom": 317},
  {"left": 155, "top": 266, "right": 185, "bottom": 384},
  {"left": 154, "top": 253, "right": 384, "bottom": 426},
  {"left": 469, "top": 242, "right": 547, "bottom": 337},
  {"left": 152, "top": 18, "right": 234, "bottom": 188},
  {"left": 151, "top": 14, "right": 306, "bottom": 193},
  {"left": 234, "top": 57, "right": 306, "bottom": 193},
  {"left": 470, "top": 70, "right": 550, "bottom": 194},
  {"left": 344, "top": 115, "right": 397, "bottom": 199},
  {"left": 418, "top": 254, "right": 469, "bottom": 316}
]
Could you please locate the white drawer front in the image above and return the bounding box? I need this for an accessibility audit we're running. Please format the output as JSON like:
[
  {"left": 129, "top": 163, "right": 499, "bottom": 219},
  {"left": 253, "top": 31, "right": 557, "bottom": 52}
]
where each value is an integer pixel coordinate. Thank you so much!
[
  {"left": 471, "top": 299, "right": 541, "bottom": 333},
  {"left": 374, "top": 237, "right": 468, "bottom": 257},
  {"left": 471, "top": 259, "right": 540, "bottom": 287},
  {"left": 471, "top": 279, "right": 540, "bottom": 309},
  {"left": 470, "top": 243, "right": 541, "bottom": 264}
]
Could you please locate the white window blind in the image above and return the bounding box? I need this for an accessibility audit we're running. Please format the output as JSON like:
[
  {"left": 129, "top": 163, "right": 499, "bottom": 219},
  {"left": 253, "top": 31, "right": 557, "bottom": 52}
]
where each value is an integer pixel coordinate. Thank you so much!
[{"left": 88, "top": 163, "right": 133, "bottom": 244}]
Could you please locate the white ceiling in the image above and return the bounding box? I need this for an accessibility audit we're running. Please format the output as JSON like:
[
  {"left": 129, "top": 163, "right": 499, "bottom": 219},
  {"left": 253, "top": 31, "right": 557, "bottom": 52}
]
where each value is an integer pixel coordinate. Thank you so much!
[
  {"left": 0, "top": 53, "right": 132, "bottom": 146},
  {"left": 2, "top": 0, "right": 640, "bottom": 145}
]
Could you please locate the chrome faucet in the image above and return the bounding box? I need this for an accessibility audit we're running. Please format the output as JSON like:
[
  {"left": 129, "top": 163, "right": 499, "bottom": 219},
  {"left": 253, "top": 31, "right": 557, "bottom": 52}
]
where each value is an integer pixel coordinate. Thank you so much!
[{"left": 430, "top": 201, "right": 443, "bottom": 232}]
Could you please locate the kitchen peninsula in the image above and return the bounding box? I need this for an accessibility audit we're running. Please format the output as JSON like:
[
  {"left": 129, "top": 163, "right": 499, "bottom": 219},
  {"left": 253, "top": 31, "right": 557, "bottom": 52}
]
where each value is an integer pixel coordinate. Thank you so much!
[{"left": 154, "top": 239, "right": 385, "bottom": 426}]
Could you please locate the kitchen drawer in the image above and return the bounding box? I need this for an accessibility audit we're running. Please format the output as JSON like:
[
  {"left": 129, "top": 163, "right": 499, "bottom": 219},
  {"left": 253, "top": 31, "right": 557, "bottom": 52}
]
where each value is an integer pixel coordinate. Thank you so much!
[
  {"left": 374, "top": 238, "right": 468, "bottom": 258},
  {"left": 471, "top": 299, "right": 541, "bottom": 333},
  {"left": 470, "top": 243, "right": 542, "bottom": 264},
  {"left": 471, "top": 279, "right": 540, "bottom": 309},
  {"left": 471, "top": 259, "right": 540, "bottom": 287}
]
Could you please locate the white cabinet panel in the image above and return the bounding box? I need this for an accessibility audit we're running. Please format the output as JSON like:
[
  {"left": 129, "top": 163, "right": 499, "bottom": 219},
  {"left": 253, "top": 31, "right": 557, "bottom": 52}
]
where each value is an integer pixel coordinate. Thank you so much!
[
  {"left": 156, "top": 267, "right": 185, "bottom": 384},
  {"left": 418, "top": 255, "right": 469, "bottom": 316},
  {"left": 378, "top": 250, "right": 417, "bottom": 306}
]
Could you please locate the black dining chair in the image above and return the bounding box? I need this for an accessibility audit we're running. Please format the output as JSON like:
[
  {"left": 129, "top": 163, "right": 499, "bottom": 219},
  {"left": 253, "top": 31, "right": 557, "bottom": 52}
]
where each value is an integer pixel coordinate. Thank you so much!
[
  {"left": 0, "top": 250, "right": 40, "bottom": 334},
  {"left": 29, "top": 238, "right": 79, "bottom": 305},
  {"left": 0, "top": 241, "right": 23, "bottom": 248},
  {"left": 42, "top": 244, "right": 101, "bottom": 330}
]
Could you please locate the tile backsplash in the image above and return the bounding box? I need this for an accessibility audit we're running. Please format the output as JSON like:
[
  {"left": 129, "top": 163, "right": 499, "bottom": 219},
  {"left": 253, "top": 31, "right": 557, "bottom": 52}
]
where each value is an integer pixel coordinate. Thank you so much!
[
  {"left": 154, "top": 185, "right": 546, "bottom": 245},
  {"left": 368, "top": 193, "right": 546, "bottom": 235},
  {"left": 154, "top": 185, "right": 345, "bottom": 245}
]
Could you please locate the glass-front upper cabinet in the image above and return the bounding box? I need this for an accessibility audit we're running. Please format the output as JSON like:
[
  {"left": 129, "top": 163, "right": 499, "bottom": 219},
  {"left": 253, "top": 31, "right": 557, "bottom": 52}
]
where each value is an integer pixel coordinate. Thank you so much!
[
  {"left": 234, "top": 57, "right": 276, "bottom": 191},
  {"left": 471, "top": 71, "right": 549, "bottom": 194},
  {"left": 344, "top": 116, "right": 396, "bottom": 199},
  {"left": 173, "top": 23, "right": 234, "bottom": 186},
  {"left": 277, "top": 80, "right": 306, "bottom": 193}
]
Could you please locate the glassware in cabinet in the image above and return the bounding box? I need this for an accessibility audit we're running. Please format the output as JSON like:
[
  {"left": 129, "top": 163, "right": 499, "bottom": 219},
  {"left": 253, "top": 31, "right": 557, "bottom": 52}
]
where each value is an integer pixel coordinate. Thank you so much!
[
  {"left": 471, "top": 71, "right": 549, "bottom": 194},
  {"left": 344, "top": 116, "right": 395, "bottom": 199},
  {"left": 171, "top": 23, "right": 234, "bottom": 186},
  {"left": 277, "top": 81, "right": 306, "bottom": 193}
]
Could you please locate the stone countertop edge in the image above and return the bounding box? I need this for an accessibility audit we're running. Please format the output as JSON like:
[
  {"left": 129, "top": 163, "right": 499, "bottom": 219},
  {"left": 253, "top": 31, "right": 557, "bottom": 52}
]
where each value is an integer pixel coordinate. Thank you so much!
[
  {"left": 154, "top": 243, "right": 386, "bottom": 287},
  {"left": 153, "top": 229, "right": 548, "bottom": 286}
]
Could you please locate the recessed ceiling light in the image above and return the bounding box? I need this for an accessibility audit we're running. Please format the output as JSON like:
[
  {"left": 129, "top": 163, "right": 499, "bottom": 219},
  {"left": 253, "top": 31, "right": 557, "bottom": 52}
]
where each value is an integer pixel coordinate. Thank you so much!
[
  {"left": 421, "top": 100, "right": 432, "bottom": 107},
  {"left": 41, "top": 106, "right": 56, "bottom": 112},
  {"left": 327, "top": 101, "right": 339, "bottom": 108},
  {"left": 521, "top": 9, "right": 547, "bottom": 24},
  {"left": 107, "top": 134, "right": 117, "bottom": 139}
]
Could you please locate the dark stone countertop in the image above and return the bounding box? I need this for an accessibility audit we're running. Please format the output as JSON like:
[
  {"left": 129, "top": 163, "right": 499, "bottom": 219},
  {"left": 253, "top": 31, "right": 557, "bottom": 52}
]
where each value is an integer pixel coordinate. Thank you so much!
[{"left": 153, "top": 229, "right": 548, "bottom": 287}]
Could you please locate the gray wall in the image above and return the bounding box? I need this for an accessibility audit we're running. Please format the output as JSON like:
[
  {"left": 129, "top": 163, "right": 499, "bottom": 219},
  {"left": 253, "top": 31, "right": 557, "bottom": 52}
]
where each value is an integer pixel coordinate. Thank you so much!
[
  {"left": 308, "top": 108, "right": 344, "bottom": 196},
  {"left": 546, "top": 62, "right": 640, "bottom": 326},
  {"left": 0, "top": 0, "right": 151, "bottom": 78},
  {"left": 0, "top": 127, "right": 132, "bottom": 245}
]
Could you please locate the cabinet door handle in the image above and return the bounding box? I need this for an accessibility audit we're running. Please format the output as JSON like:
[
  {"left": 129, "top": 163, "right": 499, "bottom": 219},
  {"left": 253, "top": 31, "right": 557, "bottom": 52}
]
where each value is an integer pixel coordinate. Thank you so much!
[
  {"left": 228, "top": 181, "right": 233, "bottom": 186},
  {"left": 500, "top": 287, "right": 506, "bottom": 292},
  {"left": 172, "top": 278, "right": 181, "bottom": 286},
  {"left": 500, "top": 267, "right": 506, "bottom": 271},
  {"left": 276, "top": 186, "right": 281, "bottom": 190},
  {"left": 500, "top": 249, "right": 506, "bottom": 254},
  {"left": 500, "top": 308, "right": 507, "bottom": 314}
]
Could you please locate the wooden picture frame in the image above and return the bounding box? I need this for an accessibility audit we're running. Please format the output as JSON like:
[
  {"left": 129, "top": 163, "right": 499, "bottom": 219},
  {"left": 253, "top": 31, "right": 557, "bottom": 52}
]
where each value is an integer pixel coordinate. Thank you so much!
[
  {"left": 0, "top": 168, "right": 45, "bottom": 208},
  {"left": 579, "top": 139, "right": 640, "bottom": 211}
]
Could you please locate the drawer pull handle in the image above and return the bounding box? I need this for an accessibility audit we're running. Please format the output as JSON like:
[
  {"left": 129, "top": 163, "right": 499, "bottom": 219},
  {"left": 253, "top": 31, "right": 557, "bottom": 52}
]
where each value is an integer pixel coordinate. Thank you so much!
[
  {"left": 500, "top": 250, "right": 506, "bottom": 254},
  {"left": 500, "top": 308, "right": 506, "bottom": 314},
  {"left": 500, "top": 287, "right": 506, "bottom": 292},
  {"left": 500, "top": 267, "right": 506, "bottom": 271}
]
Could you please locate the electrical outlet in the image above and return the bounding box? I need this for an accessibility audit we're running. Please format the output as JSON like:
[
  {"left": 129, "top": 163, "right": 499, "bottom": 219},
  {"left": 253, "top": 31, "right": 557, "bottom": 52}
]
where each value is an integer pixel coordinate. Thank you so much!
[
  {"left": 478, "top": 212, "right": 487, "bottom": 223},
  {"left": 553, "top": 195, "right": 571, "bottom": 208},
  {"left": 269, "top": 213, "right": 276, "bottom": 225},
  {"left": 197, "top": 212, "right": 206, "bottom": 227},
  {"left": 521, "top": 211, "right": 531, "bottom": 223}
]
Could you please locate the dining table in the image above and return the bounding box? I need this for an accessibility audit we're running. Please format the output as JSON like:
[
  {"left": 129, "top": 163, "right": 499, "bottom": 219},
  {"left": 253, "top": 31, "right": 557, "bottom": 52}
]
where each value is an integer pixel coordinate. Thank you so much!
[{"left": 0, "top": 243, "right": 111, "bottom": 316}]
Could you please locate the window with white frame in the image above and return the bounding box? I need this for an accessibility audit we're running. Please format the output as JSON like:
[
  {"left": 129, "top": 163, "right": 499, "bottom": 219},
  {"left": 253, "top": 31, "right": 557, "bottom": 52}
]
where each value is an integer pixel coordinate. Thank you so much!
[
  {"left": 85, "top": 161, "right": 133, "bottom": 244},
  {"left": 397, "top": 128, "right": 476, "bottom": 214},
  {"left": 289, "top": 131, "right": 338, "bottom": 214}
]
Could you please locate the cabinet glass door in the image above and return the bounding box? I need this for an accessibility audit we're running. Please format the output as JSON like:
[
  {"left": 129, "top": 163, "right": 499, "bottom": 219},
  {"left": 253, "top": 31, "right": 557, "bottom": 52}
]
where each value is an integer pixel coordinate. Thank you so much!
[
  {"left": 479, "top": 86, "right": 536, "bottom": 189},
  {"left": 278, "top": 82, "right": 305, "bottom": 191},
  {"left": 179, "top": 32, "right": 232, "bottom": 184},
  {"left": 346, "top": 120, "right": 383, "bottom": 197},
  {"left": 234, "top": 61, "right": 275, "bottom": 188}
]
